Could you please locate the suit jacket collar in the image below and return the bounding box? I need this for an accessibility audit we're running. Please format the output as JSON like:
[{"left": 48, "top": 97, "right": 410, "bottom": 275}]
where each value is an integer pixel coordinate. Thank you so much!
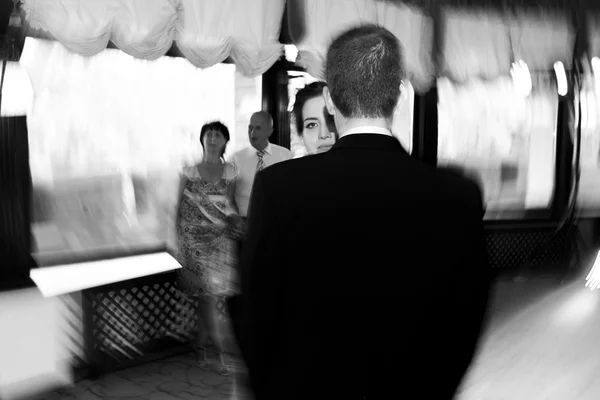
[{"left": 331, "top": 133, "right": 408, "bottom": 155}]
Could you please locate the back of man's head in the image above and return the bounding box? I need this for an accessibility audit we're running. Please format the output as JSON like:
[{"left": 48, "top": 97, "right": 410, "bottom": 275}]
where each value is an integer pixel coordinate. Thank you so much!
[{"left": 325, "top": 24, "right": 404, "bottom": 120}]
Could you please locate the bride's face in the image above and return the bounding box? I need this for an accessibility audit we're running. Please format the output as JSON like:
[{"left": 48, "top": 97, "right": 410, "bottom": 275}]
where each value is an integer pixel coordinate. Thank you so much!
[{"left": 301, "top": 96, "right": 337, "bottom": 155}]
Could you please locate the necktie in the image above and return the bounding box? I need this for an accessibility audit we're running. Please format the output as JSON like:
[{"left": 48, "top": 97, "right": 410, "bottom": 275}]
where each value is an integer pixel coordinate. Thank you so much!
[{"left": 256, "top": 150, "right": 265, "bottom": 173}]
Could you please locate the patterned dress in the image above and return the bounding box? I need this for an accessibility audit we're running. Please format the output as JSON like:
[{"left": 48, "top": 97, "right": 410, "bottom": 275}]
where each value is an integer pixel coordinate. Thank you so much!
[{"left": 175, "top": 165, "right": 239, "bottom": 298}]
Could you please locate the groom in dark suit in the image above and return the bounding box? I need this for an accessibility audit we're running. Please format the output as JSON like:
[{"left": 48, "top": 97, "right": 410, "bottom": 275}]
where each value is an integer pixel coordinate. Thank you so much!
[{"left": 232, "top": 24, "right": 491, "bottom": 399}]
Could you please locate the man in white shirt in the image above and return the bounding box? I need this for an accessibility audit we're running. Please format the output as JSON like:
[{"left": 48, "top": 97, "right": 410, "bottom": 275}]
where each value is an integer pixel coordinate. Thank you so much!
[
  {"left": 226, "top": 112, "right": 291, "bottom": 352},
  {"left": 231, "top": 111, "right": 292, "bottom": 218}
]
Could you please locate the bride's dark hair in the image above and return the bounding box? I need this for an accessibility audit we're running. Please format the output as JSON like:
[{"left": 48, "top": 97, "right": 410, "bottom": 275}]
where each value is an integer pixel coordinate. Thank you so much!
[{"left": 292, "top": 81, "right": 329, "bottom": 136}]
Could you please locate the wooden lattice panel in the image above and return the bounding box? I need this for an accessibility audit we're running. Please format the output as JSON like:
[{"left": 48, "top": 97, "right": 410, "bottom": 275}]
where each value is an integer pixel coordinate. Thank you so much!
[
  {"left": 90, "top": 276, "right": 198, "bottom": 364},
  {"left": 58, "top": 292, "right": 86, "bottom": 368},
  {"left": 485, "top": 228, "right": 568, "bottom": 271},
  {"left": 53, "top": 272, "right": 234, "bottom": 372}
]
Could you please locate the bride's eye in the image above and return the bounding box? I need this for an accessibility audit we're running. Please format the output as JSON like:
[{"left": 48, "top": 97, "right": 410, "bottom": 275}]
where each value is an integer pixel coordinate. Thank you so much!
[{"left": 305, "top": 122, "right": 318, "bottom": 129}]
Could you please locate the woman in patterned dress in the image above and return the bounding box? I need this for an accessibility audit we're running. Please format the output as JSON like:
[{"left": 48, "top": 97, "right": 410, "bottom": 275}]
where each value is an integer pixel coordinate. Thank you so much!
[{"left": 174, "top": 121, "right": 243, "bottom": 375}]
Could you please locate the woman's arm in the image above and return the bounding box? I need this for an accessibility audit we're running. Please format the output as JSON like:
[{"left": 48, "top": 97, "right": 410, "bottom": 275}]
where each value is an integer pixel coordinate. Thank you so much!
[
  {"left": 167, "top": 171, "right": 188, "bottom": 253},
  {"left": 227, "top": 178, "right": 240, "bottom": 216},
  {"left": 225, "top": 163, "right": 244, "bottom": 236},
  {"left": 226, "top": 162, "right": 240, "bottom": 216},
  {"left": 174, "top": 172, "right": 188, "bottom": 219}
]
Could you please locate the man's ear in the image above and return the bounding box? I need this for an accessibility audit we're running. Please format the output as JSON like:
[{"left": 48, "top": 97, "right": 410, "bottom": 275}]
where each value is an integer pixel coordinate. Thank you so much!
[
  {"left": 323, "top": 86, "right": 336, "bottom": 116},
  {"left": 392, "top": 80, "right": 407, "bottom": 113}
]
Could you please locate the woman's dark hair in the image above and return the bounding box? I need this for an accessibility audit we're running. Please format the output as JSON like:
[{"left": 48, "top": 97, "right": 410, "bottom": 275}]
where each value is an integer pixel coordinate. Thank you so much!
[
  {"left": 199, "top": 121, "right": 230, "bottom": 159},
  {"left": 292, "top": 81, "right": 327, "bottom": 136}
]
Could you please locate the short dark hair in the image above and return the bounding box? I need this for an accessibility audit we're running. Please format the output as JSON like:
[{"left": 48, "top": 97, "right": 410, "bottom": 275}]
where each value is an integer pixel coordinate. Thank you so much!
[
  {"left": 325, "top": 24, "right": 404, "bottom": 119},
  {"left": 199, "top": 121, "right": 230, "bottom": 159},
  {"left": 292, "top": 81, "right": 327, "bottom": 136}
]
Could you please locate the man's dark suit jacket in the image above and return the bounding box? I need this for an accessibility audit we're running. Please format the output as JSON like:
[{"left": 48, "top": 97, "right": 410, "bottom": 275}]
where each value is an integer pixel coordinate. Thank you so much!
[{"left": 230, "top": 133, "right": 491, "bottom": 399}]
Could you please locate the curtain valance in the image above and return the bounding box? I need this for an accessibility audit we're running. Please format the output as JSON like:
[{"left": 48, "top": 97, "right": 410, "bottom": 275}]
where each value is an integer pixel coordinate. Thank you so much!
[
  {"left": 442, "top": 9, "right": 574, "bottom": 83},
  {"left": 21, "top": 0, "right": 286, "bottom": 77},
  {"left": 287, "top": 0, "right": 435, "bottom": 93}
]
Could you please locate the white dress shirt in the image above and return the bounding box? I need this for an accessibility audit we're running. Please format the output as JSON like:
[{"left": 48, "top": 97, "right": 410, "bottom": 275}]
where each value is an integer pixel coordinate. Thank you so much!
[
  {"left": 231, "top": 142, "right": 292, "bottom": 216},
  {"left": 341, "top": 126, "right": 393, "bottom": 137}
]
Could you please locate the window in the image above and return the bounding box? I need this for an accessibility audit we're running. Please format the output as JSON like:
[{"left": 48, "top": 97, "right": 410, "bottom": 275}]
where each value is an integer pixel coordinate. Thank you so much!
[
  {"left": 437, "top": 74, "right": 558, "bottom": 220},
  {"left": 577, "top": 70, "right": 600, "bottom": 211},
  {"left": 287, "top": 71, "right": 414, "bottom": 157},
  {"left": 29, "top": 46, "right": 261, "bottom": 263}
]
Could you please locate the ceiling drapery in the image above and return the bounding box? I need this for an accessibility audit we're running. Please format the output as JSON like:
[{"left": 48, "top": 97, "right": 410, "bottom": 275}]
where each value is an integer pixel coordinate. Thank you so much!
[
  {"left": 20, "top": 0, "right": 286, "bottom": 77},
  {"left": 441, "top": 8, "right": 574, "bottom": 83},
  {"left": 589, "top": 15, "right": 600, "bottom": 59},
  {"left": 9, "top": 0, "right": 592, "bottom": 90},
  {"left": 287, "top": 0, "right": 435, "bottom": 93},
  {"left": 441, "top": 11, "right": 511, "bottom": 82},
  {"left": 286, "top": 0, "right": 578, "bottom": 90}
]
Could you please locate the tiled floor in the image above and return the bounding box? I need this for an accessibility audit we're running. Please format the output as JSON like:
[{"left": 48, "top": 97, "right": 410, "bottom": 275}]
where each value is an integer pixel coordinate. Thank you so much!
[
  {"left": 457, "top": 273, "right": 600, "bottom": 400},
  {"left": 34, "top": 351, "right": 252, "bottom": 400}
]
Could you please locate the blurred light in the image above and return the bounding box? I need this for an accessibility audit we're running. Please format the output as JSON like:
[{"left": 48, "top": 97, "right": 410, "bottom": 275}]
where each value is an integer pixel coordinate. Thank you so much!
[
  {"left": 581, "top": 89, "right": 597, "bottom": 133},
  {"left": 581, "top": 90, "right": 589, "bottom": 131},
  {"left": 0, "top": 288, "right": 72, "bottom": 400},
  {"left": 554, "top": 61, "right": 567, "bottom": 96},
  {"left": 0, "top": 61, "right": 34, "bottom": 117},
  {"left": 585, "top": 250, "right": 600, "bottom": 290},
  {"left": 554, "top": 289, "right": 598, "bottom": 326},
  {"left": 593, "top": 57, "right": 600, "bottom": 94},
  {"left": 510, "top": 60, "right": 532, "bottom": 98},
  {"left": 284, "top": 45, "right": 299, "bottom": 63},
  {"left": 589, "top": 92, "right": 598, "bottom": 132},
  {"left": 592, "top": 57, "right": 600, "bottom": 76},
  {"left": 121, "top": 170, "right": 138, "bottom": 226}
]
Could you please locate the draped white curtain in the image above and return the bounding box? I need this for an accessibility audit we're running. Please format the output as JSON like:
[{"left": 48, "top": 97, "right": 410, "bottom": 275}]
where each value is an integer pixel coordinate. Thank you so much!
[
  {"left": 442, "top": 12, "right": 511, "bottom": 82},
  {"left": 21, "top": 0, "right": 285, "bottom": 77},
  {"left": 589, "top": 15, "right": 600, "bottom": 59},
  {"left": 509, "top": 12, "right": 574, "bottom": 71},
  {"left": 287, "top": 0, "right": 435, "bottom": 93},
  {"left": 442, "top": 9, "right": 574, "bottom": 83}
]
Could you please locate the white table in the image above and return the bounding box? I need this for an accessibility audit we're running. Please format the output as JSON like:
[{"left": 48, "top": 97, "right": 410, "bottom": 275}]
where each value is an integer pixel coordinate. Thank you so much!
[
  {"left": 27, "top": 251, "right": 182, "bottom": 380},
  {"left": 30, "top": 252, "right": 182, "bottom": 298}
]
